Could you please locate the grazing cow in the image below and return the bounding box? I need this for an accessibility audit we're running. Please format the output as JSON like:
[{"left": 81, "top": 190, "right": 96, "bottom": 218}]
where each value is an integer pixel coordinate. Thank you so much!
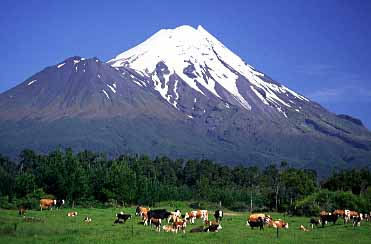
[
  {"left": 271, "top": 219, "right": 289, "bottom": 229},
  {"left": 67, "top": 211, "right": 78, "bottom": 217},
  {"left": 163, "top": 225, "right": 176, "bottom": 233},
  {"left": 84, "top": 217, "right": 92, "bottom": 223},
  {"left": 246, "top": 213, "right": 272, "bottom": 230},
  {"left": 247, "top": 216, "right": 264, "bottom": 230},
  {"left": 214, "top": 210, "right": 223, "bottom": 222},
  {"left": 320, "top": 213, "right": 338, "bottom": 227},
  {"left": 185, "top": 210, "right": 209, "bottom": 224},
  {"left": 299, "top": 224, "right": 310, "bottom": 232},
  {"left": 146, "top": 209, "right": 171, "bottom": 225},
  {"left": 136, "top": 206, "right": 150, "bottom": 217},
  {"left": 352, "top": 216, "right": 361, "bottom": 227},
  {"left": 204, "top": 223, "right": 222, "bottom": 232},
  {"left": 309, "top": 217, "right": 321, "bottom": 229},
  {"left": 114, "top": 212, "right": 131, "bottom": 224},
  {"left": 18, "top": 207, "right": 26, "bottom": 216},
  {"left": 39, "top": 198, "right": 65, "bottom": 211},
  {"left": 173, "top": 220, "right": 187, "bottom": 234},
  {"left": 150, "top": 218, "right": 161, "bottom": 232}
]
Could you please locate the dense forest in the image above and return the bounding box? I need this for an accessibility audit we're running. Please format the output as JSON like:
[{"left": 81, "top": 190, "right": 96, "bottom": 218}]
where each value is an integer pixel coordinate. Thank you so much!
[{"left": 0, "top": 148, "right": 370, "bottom": 216}]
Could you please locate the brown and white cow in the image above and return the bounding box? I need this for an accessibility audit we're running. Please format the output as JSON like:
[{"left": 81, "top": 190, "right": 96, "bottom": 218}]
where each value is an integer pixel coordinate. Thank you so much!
[
  {"left": 299, "top": 224, "right": 309, "bottom": 232},
  {"left": 163, "top": 225, "right": 176, "bottom": 233},
  {"left": 136, "top": 206, "right": 150, "bottom": 217},
  {"left": 271, "top": 219, "right": 289, "bottom": 229},
  {"left": 205, "top": 220, "right": 220, "bottom": 226},
  {"left": 185, "top": 210, "right": 208, "bottom": 224},
  {"left": 246, "top": 213, "right": 272, "bottom": 230},
  {"left": 39, "top": 198, "right": 65, "bottom": 211},
  {"left": 173, "top": 220, "right": 187, "bottom": 234},
  {"left": 18, "top": 207, "right": 26, "bottom": 216},
  {"left": 344, "top": 210, "right": 360, "bottom": 224},
  {"left": 204, "top": 223, "right": 222, "bottom": 232},
  {"left": 150, "top": 218, "right": 161, "bottom": 232},
  {"left": 40, "top": 199, "right": 55, "bottom": 211},
  {"left": 67, "top": 211, "right": 78, "bottom": 217},
  {"left": 167, "top": 209, "right": 181, "bottom": 223}
]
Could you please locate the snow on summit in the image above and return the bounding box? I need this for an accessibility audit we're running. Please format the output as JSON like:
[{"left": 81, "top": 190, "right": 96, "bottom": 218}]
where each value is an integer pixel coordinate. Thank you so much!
[{"left": 108, "top": 25, "right": 309, "bottom": 115}]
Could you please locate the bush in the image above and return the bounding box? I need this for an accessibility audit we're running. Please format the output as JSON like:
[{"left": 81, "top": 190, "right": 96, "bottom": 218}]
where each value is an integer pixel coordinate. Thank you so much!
[
  {"left": 0, "top": 196, "right": 17, "bottom": 209},
  {"left": 292, "top": 189, "right": 367, "bottom": 216}
]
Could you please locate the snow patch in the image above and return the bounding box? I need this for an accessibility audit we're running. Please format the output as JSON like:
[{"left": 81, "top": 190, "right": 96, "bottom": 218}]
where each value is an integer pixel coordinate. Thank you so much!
[
  {"left": 107, "top": 25, "right": 309, "bottom": 112},
  {"left": 27, "top": 80, "right": 37, "bottom": 86},
  {"left": 57, "top": 63, "right": 65, "bottom": 68},
  {"left": 107, "top": 84, "right": 116, "bottom": 93},
  {"left": 102, "top": 90, "right": 110, "bottom": 99}
]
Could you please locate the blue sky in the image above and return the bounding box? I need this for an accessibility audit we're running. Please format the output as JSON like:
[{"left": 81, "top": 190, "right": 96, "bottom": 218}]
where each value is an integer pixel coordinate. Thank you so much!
[{"left": 1, "top": 0, "right": 370, "bottom": 128}]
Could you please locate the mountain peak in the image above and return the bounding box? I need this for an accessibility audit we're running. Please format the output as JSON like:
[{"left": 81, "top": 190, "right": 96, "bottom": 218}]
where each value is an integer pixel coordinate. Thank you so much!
[{"left": 107, "top": 25, "right": 309, "bottom": 113}]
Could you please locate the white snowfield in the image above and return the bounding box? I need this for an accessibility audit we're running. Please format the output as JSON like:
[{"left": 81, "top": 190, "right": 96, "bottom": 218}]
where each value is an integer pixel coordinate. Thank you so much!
[{"left": 108, "top": 25, "right": 309, "bottom": 116}]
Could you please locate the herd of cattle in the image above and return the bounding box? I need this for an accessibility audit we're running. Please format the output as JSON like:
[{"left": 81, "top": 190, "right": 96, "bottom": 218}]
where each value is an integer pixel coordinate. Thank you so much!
[{"left": 17, "top": 198, "right": 371, "bottom": 235}]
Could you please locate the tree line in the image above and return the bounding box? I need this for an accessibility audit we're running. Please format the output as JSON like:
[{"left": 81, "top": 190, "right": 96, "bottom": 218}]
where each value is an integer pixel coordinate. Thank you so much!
[{"left": 0, "top": 148, "right": 370, "bottom": 216}]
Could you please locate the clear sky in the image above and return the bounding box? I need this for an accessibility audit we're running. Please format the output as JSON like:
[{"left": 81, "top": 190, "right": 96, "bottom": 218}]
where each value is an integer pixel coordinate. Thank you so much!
[{"left": 1, "top": 0, "right": 370, "bottom": 128}]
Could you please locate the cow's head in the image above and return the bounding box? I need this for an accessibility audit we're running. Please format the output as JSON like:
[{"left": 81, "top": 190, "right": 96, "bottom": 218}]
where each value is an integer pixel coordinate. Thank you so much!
[
  {"left": 53, "top": 200, "right": 57, "bottom": 205},
  {"left": 264, "top": 216, "right": 272, "bottom": 224}
]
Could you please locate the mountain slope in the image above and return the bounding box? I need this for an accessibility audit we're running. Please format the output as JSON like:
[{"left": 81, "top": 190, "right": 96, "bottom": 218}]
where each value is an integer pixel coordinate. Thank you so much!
[{"left": 0, "top": 25, "right": 370, "bottom": 174}]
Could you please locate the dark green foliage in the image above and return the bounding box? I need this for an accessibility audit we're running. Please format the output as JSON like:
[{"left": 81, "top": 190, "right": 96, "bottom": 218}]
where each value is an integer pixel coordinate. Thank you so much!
[
  {"left": 0, "top": 149, "right": 370, "bottom": 215},
  {"left": 293, "top": 189, "right": 371, "bottom": 216}
]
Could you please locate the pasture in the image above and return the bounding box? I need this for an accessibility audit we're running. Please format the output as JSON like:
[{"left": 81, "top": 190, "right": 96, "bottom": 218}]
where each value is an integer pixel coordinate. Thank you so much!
[{"left": 0, "top": 205, "right": 370, "bottom": 243}]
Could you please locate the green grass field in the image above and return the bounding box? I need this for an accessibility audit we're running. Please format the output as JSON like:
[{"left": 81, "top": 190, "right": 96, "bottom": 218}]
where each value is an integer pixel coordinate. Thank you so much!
[{"left": 1, "top": 204, "right": 370, "bottom": 243}]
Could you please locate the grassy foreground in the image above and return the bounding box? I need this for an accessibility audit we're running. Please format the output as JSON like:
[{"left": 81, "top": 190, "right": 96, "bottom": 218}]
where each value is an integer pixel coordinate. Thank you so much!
[{"left": 0, "top": 205, "right": 370, "bottom": 243}]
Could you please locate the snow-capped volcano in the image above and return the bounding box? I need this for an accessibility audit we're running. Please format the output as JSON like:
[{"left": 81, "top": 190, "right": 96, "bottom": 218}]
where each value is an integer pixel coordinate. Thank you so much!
[
  {"left": 1, "top": 25, "right": 370, "bottom": 174},
  {"left": 108, "top": 25, "right": 308, "bottom": 117}
]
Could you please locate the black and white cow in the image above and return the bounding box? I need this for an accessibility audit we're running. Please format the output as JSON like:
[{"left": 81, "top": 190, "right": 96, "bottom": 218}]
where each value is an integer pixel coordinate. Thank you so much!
[
  {"left": 214, "top": 210, "right": 223, "bottom": 222},
  {"left": 309, "top": 217, "right": 321, "bottom": 229},
  {"left": 146, "top": 209, "right": 172, "bottom": 225},
  {"left": 352, "top": 216, "right": 362, "bottom": 227},
  {"left": 320, "top": 213, "right": 338, "bottom": 227},
  {"left": 114, "top": 212, "right": 132, "bottom": 224},
  {"left": 55, "top": 199, "right": 65, "bottom": 209}
]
